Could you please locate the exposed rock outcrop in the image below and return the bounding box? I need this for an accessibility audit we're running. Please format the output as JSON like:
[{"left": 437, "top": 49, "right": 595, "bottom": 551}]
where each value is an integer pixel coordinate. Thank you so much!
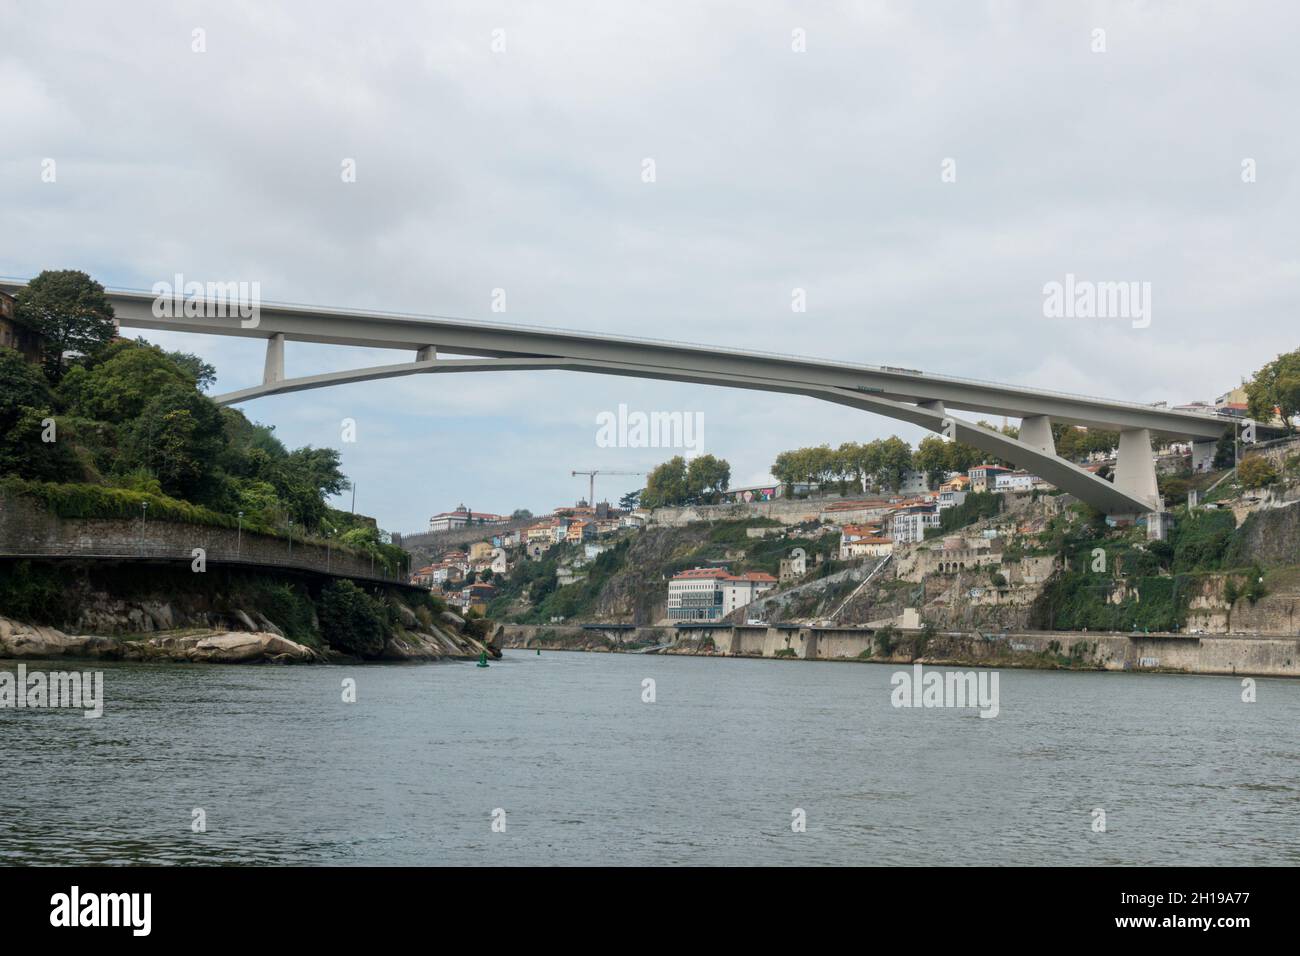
[{"left": 0, "top": 616, "right": 319, "bottom": 663}]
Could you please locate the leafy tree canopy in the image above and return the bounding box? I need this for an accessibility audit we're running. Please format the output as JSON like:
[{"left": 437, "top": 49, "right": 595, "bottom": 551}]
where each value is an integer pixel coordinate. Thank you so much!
[
  {"left": 1245, "top": 348, "right": 1300, "bottom": 431},
  {"left": 14, "top": 269, "right": 116, "bottom": 383}
]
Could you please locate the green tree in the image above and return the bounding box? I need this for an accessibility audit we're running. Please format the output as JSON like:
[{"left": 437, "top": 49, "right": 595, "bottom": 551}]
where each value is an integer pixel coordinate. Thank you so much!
[
  {"left": 284, "top": 446, "right": 349, "bottom": 499},
  {"left": 0, "top": 348, "right": 82, "bottom": 481},
  {"left": 913, "top": 436, "right": 950, "bottom": 488},
  {"left": 122, "top": 384, "right": 227, "bottom": 502},
  {"left": 162, "top": 348, "right": 217, "bottom": 390},
  {"left": 0, "top": 407, "right": 84, "bottom": 482},
  {"left": 641, "top": 456, "right": 690, "bottom": 508},
  {"left": 1213, "top": 431, "right": 1235, "bottom": 470},
  {"left": 58, "top": 340, "right": 195, "bottom": 423},
  {"left": 318, "top": 579, "right": 388, "bottom": 657},
  {"left": 1245, "top": 349, "right": 1300, "bottom": 431},
  {"left": 836, "top": 442, "right": 869, "bottom": 491},
  {"left": 875, "top": 436, "right": 914, "bottom": 492},
  {"left": 0, "top": 346, "right": 55, "bottom": 433},
  {"left": 686, "top": 454, "right": 730, "bottom": 502},
  {"left": 14, "top": 270, "right": 117, "bottom": 383}
]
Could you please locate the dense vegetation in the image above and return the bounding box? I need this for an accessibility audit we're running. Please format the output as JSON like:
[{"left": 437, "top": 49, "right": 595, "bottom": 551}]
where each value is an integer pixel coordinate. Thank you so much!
[
  {"left": 0, "top": 269, "right": 405, "bottom": 574},
  {"left": 318, "top": 579, "right": 389, "bottom": 657},
  {"left": 1029, "top": 507, "right": 1259, "bottom": 632},
  {"left": 1244, "top": 347, "right": 1300, "bottom": 431},
  {"left": 936, "top": 491, "right": 1003, "bottom": 533}
]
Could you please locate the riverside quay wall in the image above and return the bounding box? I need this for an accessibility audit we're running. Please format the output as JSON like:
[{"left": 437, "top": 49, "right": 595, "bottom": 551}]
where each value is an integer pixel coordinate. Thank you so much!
[
  {"left": 0, "top": 492, "right": 405, "bottom": 585},
  {"left": 502, "top": 623, "right": 1300, "bottom": 679}
]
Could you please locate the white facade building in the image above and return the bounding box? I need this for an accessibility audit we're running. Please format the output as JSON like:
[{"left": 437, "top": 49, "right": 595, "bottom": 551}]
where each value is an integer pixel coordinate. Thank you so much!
[
  {"left": 937, "top": 489, "right": 968, "bottom": 511},
  {"left": 995, "top": 471, "right": 1041, "bottom": 493},
  {"left": 892, "top": 510, "right": 940, "bottom": 545},
  {"left": 721, "top": 573, "right": 777, "bottom": 614},
  {"left": 668, "top": 568, "right": 777, "bottom": 621}
]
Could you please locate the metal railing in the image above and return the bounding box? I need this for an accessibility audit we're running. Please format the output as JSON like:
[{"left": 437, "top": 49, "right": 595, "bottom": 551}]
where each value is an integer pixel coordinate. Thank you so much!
[{"left": 0, "top": 542, "right": 417, "bottom": 589}]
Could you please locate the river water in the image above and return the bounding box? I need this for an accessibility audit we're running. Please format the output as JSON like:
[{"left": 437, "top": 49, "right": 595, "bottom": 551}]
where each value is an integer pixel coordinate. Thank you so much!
[{"left": 2, "top": 651, "right": 1297, "bottom": 865}]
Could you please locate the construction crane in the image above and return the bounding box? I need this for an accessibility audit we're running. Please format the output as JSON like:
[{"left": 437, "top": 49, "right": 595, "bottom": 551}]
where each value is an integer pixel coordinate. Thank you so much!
[{"left": 571, "top": 470, "right": 646, "bottom": 507}]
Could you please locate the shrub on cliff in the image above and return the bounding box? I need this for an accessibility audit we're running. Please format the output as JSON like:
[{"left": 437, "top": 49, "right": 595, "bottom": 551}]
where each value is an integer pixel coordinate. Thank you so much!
[
  {"left": 1237, "top": 455, "right": 1279, "bottom": 489},
  {"left": 0, "top": 561, "right": 65, "bottom": 624},
  {"left": 318, "top": 580, "right": 388, "bottom": 658},
  {"left": 240, "top": 580, "right": 317, "bottom": 645}
]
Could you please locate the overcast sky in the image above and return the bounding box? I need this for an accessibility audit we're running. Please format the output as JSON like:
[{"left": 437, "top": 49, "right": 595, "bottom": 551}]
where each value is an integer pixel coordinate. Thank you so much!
[{"left": 3, "top": 1, "right": 1297, "bottom": 531}]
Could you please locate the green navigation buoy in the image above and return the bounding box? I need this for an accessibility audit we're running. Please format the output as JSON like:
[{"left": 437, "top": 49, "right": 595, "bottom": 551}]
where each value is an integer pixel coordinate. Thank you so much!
[
  {"left": 477, "top": 650, "right": 490, "bottom": 668},
  {"left": 536, "top": 648, "right": 541, "bottom": 655}
]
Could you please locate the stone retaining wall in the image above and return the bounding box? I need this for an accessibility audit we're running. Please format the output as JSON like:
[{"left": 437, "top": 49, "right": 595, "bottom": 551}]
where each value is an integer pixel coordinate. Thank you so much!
[
  {"left": 0, "top": 492, "right": 404, "bottom": 584},
  {"left": 501, "top": 623, "right": 1300, "bottom": 678}
]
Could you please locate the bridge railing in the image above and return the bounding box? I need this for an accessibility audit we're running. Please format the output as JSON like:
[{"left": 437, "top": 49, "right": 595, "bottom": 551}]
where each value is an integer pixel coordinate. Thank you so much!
[
  {"left": 0, "top": 541, "right": 416, "bottom": 587},
  {"left": 0, "top": 492, "right": 415, "bottom": 588}
]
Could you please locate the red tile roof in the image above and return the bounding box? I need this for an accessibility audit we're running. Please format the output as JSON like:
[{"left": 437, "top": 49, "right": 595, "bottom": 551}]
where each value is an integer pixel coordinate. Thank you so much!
[{"left": 672, "top": 568, "right": 731, "bottom": 580}]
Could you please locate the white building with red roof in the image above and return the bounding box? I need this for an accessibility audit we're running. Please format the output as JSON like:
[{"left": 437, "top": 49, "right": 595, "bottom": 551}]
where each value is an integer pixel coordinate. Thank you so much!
[{"left": 667, "top": 567, "right": 777, "bottom": 622}]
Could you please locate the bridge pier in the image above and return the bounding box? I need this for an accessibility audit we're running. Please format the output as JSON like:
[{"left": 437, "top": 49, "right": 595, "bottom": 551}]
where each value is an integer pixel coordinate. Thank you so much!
[
  {"left": 1114, "top": 428, "right": 1159, "bottom": 511},
  {"left": 1191, "top": 439, "right": 1216, "bottom": 473},
  {"left": 263, "top": 333, "right": 285, "bottom": 385},
  {"left": 1019, "top": 415, "right": 1055, "bottom": 455}
]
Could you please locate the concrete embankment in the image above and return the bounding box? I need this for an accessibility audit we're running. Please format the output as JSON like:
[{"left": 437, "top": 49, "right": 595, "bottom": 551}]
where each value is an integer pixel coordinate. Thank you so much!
[{"left": 501, "top": 623, "right": 1300, "bottom": 678}]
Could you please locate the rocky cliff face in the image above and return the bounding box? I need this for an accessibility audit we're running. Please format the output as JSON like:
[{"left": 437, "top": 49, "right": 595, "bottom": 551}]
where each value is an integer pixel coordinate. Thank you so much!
[
  {"left": 0, "top": 564, "right": 496, "bottom": 664},
  {"left": 589, "top": 525, "right": 716, "bottom": 623},
  {"left": 1226, "top": 501, "right": 1300, "bottom": 568}
]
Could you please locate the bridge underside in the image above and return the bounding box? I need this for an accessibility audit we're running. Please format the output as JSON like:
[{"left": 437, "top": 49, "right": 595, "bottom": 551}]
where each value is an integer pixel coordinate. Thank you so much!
[{"left": 213, "top": 353, "right": 1164, "bottom": 516}]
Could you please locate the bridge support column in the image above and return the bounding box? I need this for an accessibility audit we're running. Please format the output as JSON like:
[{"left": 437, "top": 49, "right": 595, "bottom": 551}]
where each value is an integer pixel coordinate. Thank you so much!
[
  {"left": 263, "top": 333, "right": 285, "bottom": 385},
  {"left": 1019, "top": 415, "right": 1056, "bottom": 455},
  {"left": 918, "top": 400, "right": 950, "bottom": 439},
  {"left": 416, "top": 345, "right": 437, "bottom": 362},
  {"left": 1114, "top": 428, "right": 1159, "bottom": 510},
  {"left": 1191, "top": 439, "right": 1216, "bottom": 474}
]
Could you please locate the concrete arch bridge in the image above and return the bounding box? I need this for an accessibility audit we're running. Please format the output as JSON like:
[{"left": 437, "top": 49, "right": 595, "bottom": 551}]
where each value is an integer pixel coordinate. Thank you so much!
[{"left": 0, "top": 282, "right": 1244, "bottom": 517}]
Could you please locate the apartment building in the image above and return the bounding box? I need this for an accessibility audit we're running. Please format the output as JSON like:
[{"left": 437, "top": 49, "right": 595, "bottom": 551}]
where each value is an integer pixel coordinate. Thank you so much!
[
  {"left": 721, "top": 572, "right": 777, "bottom": 614},
  {"left": 891, "top": 506, "right": 940, "bottom": 545},
  {"left": 968, "top": 464, "right": 1012, "bottom": 493},
  {"left": 667, "top": 567, "right": 777, "bottom": 622},
  {"left": 667, "top": 568, "right": 729, "bottom": 622},
  {"left": 994, "top": 471, "right": 1043, "bottom": 493}
]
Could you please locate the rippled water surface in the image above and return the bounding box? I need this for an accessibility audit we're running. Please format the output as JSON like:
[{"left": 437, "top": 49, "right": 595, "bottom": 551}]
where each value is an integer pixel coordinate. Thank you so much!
[{"left": 2, "top": 651, "right": 1297, "bottom": 865}]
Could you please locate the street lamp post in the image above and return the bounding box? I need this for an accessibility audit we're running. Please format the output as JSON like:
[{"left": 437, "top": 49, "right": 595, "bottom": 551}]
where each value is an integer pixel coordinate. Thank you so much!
[
  {"left": 140, "top": 501, "right": 148, "bottom": 554},
  {"left": 236, "top": 511, "right": 244, "bottom": 560},
  {"left": 287, "top": 517, "right": 293, "bottom": 560}
]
